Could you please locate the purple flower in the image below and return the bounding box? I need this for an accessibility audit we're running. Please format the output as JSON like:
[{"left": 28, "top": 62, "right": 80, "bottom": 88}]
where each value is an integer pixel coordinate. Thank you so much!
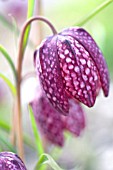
[
  {"left": 31, "top": 95, "right": 85, "bottom": 147},
  {"left": 0, "top": 152, "right": 27, "bottom": 170},
  {"left": 34, "top": 27, "right": 109, "bottom": 115}
]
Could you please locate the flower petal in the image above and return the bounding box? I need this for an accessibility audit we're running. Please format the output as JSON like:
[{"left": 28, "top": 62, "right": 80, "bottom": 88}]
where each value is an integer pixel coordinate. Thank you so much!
[
  {"left": 0, "top": 152, "right": 27, "bottom": 170},
  {"left": 57, "top": 35, "right": 99, "bottom": 107},
  {"left": 60, "top": 27, "right": 109, "bottom": 97},
  {"left": 63, "top": 99, "right": 85, "bottom": 136},
  {"left": 35, "top": 36, "right": 69, "bottom": 115},
  {"left": 31, "top": 96, "right": 64, "bottom": 147}
]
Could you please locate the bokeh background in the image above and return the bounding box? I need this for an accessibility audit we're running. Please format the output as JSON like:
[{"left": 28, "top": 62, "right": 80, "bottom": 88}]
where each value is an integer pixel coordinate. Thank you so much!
[{"left": 0, "top": 0, "right": 113, "bottom": 170}]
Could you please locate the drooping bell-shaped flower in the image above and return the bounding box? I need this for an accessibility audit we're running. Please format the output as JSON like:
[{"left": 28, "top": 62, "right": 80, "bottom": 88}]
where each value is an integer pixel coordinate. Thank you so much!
[
  {"left": 63, "top": 99, "right": 85, "bottom": 136},
  {"left": 34, "top": 27, "right": 109, "bottom": 114},
  {"left": 0, "top": 152, "right": 27, "bottom": 170},
  {"left": 30, "top": 95, "right": 85, "bottom": 147}
]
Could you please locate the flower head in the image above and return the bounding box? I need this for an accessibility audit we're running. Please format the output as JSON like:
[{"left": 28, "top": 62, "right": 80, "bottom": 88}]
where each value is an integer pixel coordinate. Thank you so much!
[
  {"left": 0, "top": 152, "right": 27, "bottom": 170},
  {"left": 34, "top": 27, "right": 109, "bottom": 114},
  {"left": 31, "top": 95, "right": 85, "bottom": 147}
]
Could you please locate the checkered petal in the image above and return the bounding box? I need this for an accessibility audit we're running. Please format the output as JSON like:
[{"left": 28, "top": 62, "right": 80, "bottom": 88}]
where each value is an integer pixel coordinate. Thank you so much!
[
  {"left": 0, "top": 152, "right": 27, "bottom": 170},
  {"left": 31, "top": 96, "right": 64, "bottom": 147},
  {"left": 34, "top": 36, "right": 69, "bottom": 115},
  {"left": 57, "top": 35, "right": 99, "bottom": 107},
  {"left": 63, "top": 99, "right": 85, "bottom": 136},
  {"left": 60, "top": 27, "right": 109, "bottom": 97}
]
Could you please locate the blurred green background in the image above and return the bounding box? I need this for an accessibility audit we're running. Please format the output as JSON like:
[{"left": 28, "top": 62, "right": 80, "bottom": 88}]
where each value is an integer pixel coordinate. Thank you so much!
[{"left": 0, "top": 0, "right": 113, "bottom": 170}]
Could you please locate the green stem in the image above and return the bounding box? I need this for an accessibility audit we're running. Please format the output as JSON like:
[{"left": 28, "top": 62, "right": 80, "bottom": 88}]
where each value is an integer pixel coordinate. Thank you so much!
[
  {"left": 23, "top": 0, "right": 35, "bottom": 50},
  {"left": 0, "top": 45, "right": 17, "bottom": 82},
  {"left": 28, "top": 105, "right": 44, "bottom": 155},
  {"left": 74, "top": 0, "right": 113, "bottom": 26},
  {"left": 27, "top": 0, "right": 35, "bottom": 18}
]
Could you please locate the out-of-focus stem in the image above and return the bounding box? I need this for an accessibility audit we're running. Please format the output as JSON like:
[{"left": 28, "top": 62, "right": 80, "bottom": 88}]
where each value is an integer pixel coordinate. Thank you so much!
[
  {"left": 15, "top": 92, "right": 24, "bottom": 159},
  {"left": 36, "top": 0, "right": 43, "bottom": 46},
  {"left": 10, "top": 103, "right": 16, "bottom": 146}
]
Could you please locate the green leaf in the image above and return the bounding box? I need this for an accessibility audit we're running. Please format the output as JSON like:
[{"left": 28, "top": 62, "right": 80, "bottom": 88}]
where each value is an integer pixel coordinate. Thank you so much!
[
  {"left": 27, "top": 0, "right": 35, "bottom": 18},
  {"left": 0, "top": 133, "right": 16, "bottom": 153},
  {"left": 23, "top": 0, "right": 35, "bottom": 50},
  {"left": 35, "top": 153, "right": 64, "bottom": 170},
  {"left": 74, "top": 0, "right": 113, "bottom": 26},
  {"left": 0, "top": 45, "right": 17, "bottom": 82},
  {"left": 0, "top": 120, "right": 35, "bottom": 150},
  {"left": 0, "top": 120, "right": 10, "bottom": 132},
  {"left": 0, "top": 13, "right": 16, "bottom": 32},
  {"left": 0, "top": 73, "right": 16, "bottom": 96},
  {"left": 0, "top": 13, "right": 34, "bottom": 49},
  {"left": 28, "top": 105, "right": 44, "bottom": 155}
]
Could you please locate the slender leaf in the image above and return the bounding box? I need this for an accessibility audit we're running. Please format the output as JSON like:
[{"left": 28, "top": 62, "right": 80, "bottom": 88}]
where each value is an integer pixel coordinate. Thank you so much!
[
  {"left": 0, "top": 73, "right": 16, "bottom": 96},
  {"left": 23, "top": 0, "right": 35, "bottom": 49},
  {"left": 0, "top": 13, "right": 15, "bottom": 32},
  {"left": 0, "top": 135, "right": 16, "bottom": 153},
  {"left": 0, "top": 120, "right": 35, "bottom": 149},
  {"left": 0, "top": 45, "right": 17, "bottom": 82},
  {"left": 74, "top": 0, "right": 113, "bottom": 26},
  {"left": 27, "top": 0, "right": 35, "bottom": 18},
  {"left": 0, "top": 13, "right": 34, "bottom": 48},
  {"left": 0, "top": 120, "right": 10, "bottom": 132},
  {"left": 28, "top": 105, "right": 44, "bottom": 155},
  {"left": 35, "top": 153, "right": 64, "bottom": 170}
]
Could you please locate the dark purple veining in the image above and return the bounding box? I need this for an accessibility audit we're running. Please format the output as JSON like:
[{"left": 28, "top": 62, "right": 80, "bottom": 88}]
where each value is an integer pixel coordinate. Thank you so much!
[
  {"left": 0, "top": 152, "right": 27, "bottom": 170},
  {"left": 31, "top": 95, "right": 85, "bottom": 147},
  {"left": 34, "top": 27, "right": 109, "bottom": 114}
]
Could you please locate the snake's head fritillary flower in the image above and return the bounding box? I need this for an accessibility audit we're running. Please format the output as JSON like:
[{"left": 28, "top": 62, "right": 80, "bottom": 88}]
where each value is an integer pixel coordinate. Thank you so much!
[
  {"left": 31, "top": 95, "right": 64, "bottom": 146},
  {"left": 34, "top": 27, "right": 109, "bottom": 115},
  {"left": 30, "top": 95, "right": 85, "bottom": 147},
  {"left": 0, "top": 152, "right": 27, "bottom": 170},
  {"left": 63, "top": 99, "right": 85, "bottom": 136}
]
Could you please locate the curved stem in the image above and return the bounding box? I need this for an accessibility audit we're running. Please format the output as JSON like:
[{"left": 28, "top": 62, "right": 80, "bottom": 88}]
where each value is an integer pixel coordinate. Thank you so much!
[
  {"left": 16, "top": 16, "right": 57, "bottom": 159},
  {"left": 18, "top": 16, "right": 57, "bottom": 87}
]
